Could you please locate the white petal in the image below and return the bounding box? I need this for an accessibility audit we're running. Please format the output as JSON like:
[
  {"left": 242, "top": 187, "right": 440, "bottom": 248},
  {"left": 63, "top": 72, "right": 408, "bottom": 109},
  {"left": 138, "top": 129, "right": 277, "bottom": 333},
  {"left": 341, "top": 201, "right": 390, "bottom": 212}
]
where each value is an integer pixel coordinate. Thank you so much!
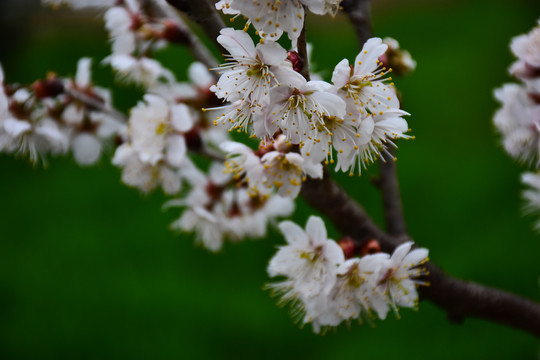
[
  {"left": 305, "top": 216, "right": 327, "bottom": 246},
  {"left": 171, "top": 103, "right": 193, "bottom": 132},
  {"left": 278, "top": 221, "right": 307, "bottom": 245},
  {"left": 3, "top": 118, "right": 31, "bottom": 137},
  {"left": 75, "top": 57, "right": 92, "bottom": 88},
  {"left": 217, "top": 28, "right": 256, "bottom": 59},
  {"left": 72, "top": 133, "right": 102, "bottom": 165},
  {"left": 166, "top": 135, "right": 187, "bottom": 168}
]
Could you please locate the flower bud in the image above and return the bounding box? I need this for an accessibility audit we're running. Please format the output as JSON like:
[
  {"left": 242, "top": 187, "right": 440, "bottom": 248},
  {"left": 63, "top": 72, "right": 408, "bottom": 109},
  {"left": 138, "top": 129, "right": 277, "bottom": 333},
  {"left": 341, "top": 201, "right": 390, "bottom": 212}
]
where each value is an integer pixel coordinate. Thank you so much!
[
  {"left": 287, "top": 50, "right": 304, "bottom": 73},
  {"left": 338, "top": 236, "right": 356, "bottom": 259},
  {"left": 379, "top": 37, "right": 416, "bottom": 76},
  {"left": 184, "top": 127, "right": 203, "bottom": 151},
  {"left": 360, "top": 238, "right": 381, "bottom": 256},
  {"left": 161, "top": 20, "right": 190, "bottom": 45},
  {"left": 32, "top": 75, "right": 64, "bottom": 99}
]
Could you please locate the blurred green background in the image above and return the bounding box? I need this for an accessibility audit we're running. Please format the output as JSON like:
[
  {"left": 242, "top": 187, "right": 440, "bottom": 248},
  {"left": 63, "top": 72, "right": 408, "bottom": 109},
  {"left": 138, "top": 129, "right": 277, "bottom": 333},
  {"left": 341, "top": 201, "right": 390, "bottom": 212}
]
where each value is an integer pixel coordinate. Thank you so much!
[{"left": 1, "top": 0, "right": 540, "bottom": 358}]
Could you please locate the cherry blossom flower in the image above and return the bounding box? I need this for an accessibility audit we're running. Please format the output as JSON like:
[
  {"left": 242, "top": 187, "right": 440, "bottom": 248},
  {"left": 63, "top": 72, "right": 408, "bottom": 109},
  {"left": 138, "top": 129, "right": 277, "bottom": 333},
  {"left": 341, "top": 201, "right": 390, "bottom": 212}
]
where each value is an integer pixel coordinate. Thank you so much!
[
  {"left": 224, "top": 0, "right": 305, "bottom": 43},
  {"left": 112, "top": 143, "right": 183, "bottom": 194},
  {"left": 211, "top": 28, "right": 296, "bottom": 105},
  {"left": 104, "top": 5, "right": 137, "bottom": 55},
  {"left": 300, "top": 113, "right": 358, "bottom": 165},
  {"left": 332, "top": 37, "right": 399, "bottom": 114},
  {"left": 104, "top": 54, "right": 175, "bottom": 88},
  {"left": 129, "top": 94, "right": 192, "bottom": 167},
  {"left": 64, "top": 58, "right": 126, "bottom": 166},
  {"left": 261, "top": 149, "right": 322, "bottom": 198},
  {"left": 266, "top": 74, "right": 346, "bottom": 145},
  {"left": 374, "top": 241, "right": 429, "bottom": 311},
  {"left": 493, "top": 83, "right": 540, "bottom": 165},
  {"left": 166, "top": 162, "right": 294, "bottom": 251},
  {"left": 268, "top": 216, "right": 345, "bottom": 297},
  {"left": 522, "top": 172, "right": 540, "bottom": 230},
  {"left": 0, "top": 117, "right": 69, "bottom": 163},
  {"left": 0, "top": 77, "right": 69, "bottom": 163},
  {"left": 217, "top": 0, "right": 343, "bottom": 43},
  {"left": 380, "top": 37, "right": 416, "bottom": 76},
  {"left": 305, "top": 254, "right": 389, "bottom": 332},
  {"left": 221, "top": 141, "right": 266, "bottom": 194},
  {"left": 509, "top": 20, "right": 540, "bottom": 79},
  {"left": 336, "top": 108, "right": 411, "bottom": 174},
  {"left": 215, "top": 0, "right": 240, "bottom": 15}
]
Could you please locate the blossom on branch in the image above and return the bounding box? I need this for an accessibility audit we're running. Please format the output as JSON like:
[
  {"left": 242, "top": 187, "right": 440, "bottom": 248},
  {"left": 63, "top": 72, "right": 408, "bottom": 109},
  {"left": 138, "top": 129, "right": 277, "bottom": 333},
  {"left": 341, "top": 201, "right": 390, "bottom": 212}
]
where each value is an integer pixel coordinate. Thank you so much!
[
  {"left": 267, "top": 216, "right": 429, "bottom": 333},
  {"left": 216, "top": 0, "right": 343, "bottom": 44},
  {"left": 166, "top": 162, "right": 294, "bottom": 251}
]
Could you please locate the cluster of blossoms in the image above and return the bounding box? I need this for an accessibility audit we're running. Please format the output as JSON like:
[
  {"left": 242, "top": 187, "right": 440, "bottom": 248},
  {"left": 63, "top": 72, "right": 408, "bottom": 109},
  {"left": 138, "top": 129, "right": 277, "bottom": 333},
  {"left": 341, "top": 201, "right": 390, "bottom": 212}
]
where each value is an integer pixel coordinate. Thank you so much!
[
  {"left": 493, "top": 20, "right": 540, "bottom": 228},
  {"left": 0, "top": 58, "right": 124, "bottom": 165},
  {"left": 17, "top": 0, "right": 428, "bottom": 333},
  {"left": 267, "top": 216, "right": 429, "bottom": 333},
  {"left": 212, "top": 25, "right": 413, "bottom": 198},
  {"left": 216, "top": 0, "right": 341, "bottom": 44}
]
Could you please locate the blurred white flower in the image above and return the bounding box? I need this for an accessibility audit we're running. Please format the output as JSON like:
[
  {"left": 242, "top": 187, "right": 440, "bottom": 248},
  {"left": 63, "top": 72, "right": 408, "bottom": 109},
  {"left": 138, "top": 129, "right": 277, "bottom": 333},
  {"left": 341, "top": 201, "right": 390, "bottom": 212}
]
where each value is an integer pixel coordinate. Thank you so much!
[{"left": 493, "top": 83, "right": 540, "bottom": 165}]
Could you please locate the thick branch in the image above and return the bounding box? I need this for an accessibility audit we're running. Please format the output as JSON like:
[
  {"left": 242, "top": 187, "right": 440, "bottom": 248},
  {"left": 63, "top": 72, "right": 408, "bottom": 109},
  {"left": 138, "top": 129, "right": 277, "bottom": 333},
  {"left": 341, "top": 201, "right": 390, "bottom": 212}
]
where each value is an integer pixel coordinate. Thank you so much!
[
  {"left": 300, "top": 174, "right": 540, "bottom": 337},
  {"left": 341, "top": 0, "right": 372, "bottom": 46}
]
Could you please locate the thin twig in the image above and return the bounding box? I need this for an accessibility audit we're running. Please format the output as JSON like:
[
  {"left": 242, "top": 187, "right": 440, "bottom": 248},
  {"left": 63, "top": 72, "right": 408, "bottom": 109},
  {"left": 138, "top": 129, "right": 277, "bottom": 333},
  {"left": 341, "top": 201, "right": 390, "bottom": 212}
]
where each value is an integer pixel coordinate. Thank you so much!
[
  {"left": 342, "top": 0, "right": 408, "bottom": 236},
  {"left": 297, "top": 9, "right": 311, "bottom": 81},
  {"left": 64, "top": 87, "right": 127, "bottom": 123}
]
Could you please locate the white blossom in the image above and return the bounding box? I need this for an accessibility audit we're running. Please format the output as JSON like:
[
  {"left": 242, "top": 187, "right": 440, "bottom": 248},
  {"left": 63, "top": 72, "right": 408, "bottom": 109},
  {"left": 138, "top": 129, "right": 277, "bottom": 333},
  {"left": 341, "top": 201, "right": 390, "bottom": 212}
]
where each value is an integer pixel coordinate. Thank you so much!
[
  {"left": 0, "top": 117, "right": 69, "bottom": 163},
  {"left": 268, "top": 216, "right": 345, "bottom": 297},
  {"left": 219, "top": 0, "right": 343, "bottom": 43},
  {"left": 221, "top": 141, "right": 266, "bottom": 194},
  {"left": 305, "top": 254, "right": 389, "bottom": 332},
  {"left": 510, "top": 20, "right": 540, "bottom": 78},
  {"left": 104, "top": 6, "right": 137, "bottom": 55},
  {"left": 493, "top": 83, "right": 540, "bottom": 165},
  {"left": 381, "top": 37, "right": 416, "bottom": 76},
  {"left": 332, "top": 37, "right": 399, "bottom": 114},
  {"left": 215, "top": 0, "right": 240, "bottom": 15},
  {"left": 112, "top": 143, "right": 182, "bottom": 194},
  {"left": 226, "top": 0, "right": 305, "bottom": 43},
  {"left": 104, "top": 54, "right": 175, "bottom": 88},
  {"left": 63, "top": 58, "right": 126, "bottom": 166},
  {"left": 374, "top": 242, "right": 429, "bottom": 311},
  {"left": 166, "top": 162, "right": 294, "bottom": 251},
  {"left": 522, "top": 172, "right": 540, "bottom": 230},
  {"left": 266, "top": 74, "right": 346, "bottom": 145},
  {"left": 336, "top": 108, "right": 411, "bottom": 174},
  {"left": 211, "top": 28, "right": 296, "bottom": 106},
  {"left": 128, "top": 94, "right": 192, "bottom": 167}
]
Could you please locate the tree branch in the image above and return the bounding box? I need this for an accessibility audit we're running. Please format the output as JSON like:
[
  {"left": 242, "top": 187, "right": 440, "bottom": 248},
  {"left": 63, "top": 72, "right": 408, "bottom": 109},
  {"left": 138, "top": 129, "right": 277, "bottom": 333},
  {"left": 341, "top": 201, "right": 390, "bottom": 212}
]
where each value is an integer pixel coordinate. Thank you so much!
[
  {"left": 341, "top": 0, "right": 408, "bottom": 236},
  {"left": 300, "top": 173, "right": 540, "bottom": 337},
  {"left": 64, "top": 87, "right": 127, "bottom": 123},
  {"left": 297, "top": 10, "right": 311, "bottom": 81},
  {"left": 165, "top": 0, "right": 225, "bottom": 52},
  {"left": 341, "top": 0, "right": 373, "bottom": 46},
  {"left": 375, "top": 147, "right": 407, "bottom": 236},
  {"left": 155, "top": 0, "right": 220, "bottom": 69}
]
